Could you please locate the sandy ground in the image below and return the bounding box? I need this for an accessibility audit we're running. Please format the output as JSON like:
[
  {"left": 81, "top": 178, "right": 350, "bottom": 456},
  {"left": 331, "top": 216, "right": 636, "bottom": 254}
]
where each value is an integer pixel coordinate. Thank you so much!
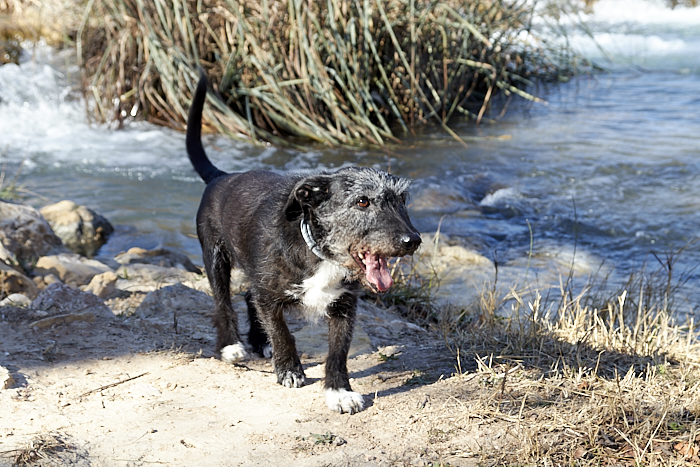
[{"left": 0, "top": 296, "right": 506, "bottom": 467}]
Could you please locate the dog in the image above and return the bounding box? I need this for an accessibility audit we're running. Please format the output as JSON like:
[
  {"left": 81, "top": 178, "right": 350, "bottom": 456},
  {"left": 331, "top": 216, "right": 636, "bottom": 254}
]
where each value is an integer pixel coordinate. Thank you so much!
[{"left": 186, "top": 73, "right": 421, "bottom": 414}]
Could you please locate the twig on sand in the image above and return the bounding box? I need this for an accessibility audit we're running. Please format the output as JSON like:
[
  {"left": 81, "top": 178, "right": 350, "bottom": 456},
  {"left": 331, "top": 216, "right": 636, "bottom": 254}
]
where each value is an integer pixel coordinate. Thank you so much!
[{"left": 78, "top": 372, "right": 149, "bottom": 399}]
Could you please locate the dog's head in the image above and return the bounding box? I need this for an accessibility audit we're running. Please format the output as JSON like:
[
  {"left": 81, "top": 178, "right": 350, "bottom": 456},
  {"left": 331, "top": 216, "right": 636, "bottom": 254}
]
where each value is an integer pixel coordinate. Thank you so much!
[{"left": 284, "top": 167, "right": 421, "bottom": 292}]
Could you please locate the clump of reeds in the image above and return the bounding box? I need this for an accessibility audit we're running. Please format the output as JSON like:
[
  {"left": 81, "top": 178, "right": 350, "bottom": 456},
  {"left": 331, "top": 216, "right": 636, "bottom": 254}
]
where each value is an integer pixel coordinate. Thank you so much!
[{"left": 78, "top": 0, "right": 573, "bottom": 146}]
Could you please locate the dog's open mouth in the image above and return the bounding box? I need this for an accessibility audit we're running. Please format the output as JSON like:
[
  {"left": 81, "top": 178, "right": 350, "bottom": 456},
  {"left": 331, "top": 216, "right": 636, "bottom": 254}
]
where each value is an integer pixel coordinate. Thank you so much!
[{"left": 353, "top": 251, "right": 393, "bottom": 292}]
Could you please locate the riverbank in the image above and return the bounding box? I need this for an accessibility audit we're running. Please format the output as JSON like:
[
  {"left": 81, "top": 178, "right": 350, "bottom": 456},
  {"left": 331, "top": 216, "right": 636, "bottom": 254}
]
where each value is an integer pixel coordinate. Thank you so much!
[{"left": 2, "top": 197, "right": 700, "bottom": 465}]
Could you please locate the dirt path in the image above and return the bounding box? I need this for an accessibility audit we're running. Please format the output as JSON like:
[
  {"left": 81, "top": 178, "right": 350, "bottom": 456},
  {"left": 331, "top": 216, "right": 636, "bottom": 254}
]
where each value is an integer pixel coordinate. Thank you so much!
[{"left": 0, "top": 298, "right": 497, "bottom": 466}]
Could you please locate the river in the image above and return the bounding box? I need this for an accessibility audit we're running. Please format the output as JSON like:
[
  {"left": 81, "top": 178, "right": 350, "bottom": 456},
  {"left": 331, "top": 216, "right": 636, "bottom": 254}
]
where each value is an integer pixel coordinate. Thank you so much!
[{"left": 1, "top": 0, "right": 699, "bottom": 308}]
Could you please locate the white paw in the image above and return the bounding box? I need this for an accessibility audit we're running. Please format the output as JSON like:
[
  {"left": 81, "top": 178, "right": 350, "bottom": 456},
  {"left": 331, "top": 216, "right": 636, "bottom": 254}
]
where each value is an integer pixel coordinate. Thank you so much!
[
  {"left": 220, "top": 343, "right": 247, "bottom": 363},
  {"left": 262, "top": 345, "right": 273, "bottom": 358},
  {"left": 325, "top": 388, "right": 364, "bottom": 414}
]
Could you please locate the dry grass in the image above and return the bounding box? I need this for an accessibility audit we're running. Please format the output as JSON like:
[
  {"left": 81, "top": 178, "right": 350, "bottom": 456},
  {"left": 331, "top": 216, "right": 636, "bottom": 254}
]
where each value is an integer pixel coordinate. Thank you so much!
[
  {"left": 414, "top": 256, "right": 700, "bottom": 465},
  {"left": 0, "top": 432, "right": 77, "bottom": 466},
  {"left": 0, "top": 0, "right": 86, "bottom": 62},
  {"left": 74, "top": 0, "right": 576, "bottom": 146}
]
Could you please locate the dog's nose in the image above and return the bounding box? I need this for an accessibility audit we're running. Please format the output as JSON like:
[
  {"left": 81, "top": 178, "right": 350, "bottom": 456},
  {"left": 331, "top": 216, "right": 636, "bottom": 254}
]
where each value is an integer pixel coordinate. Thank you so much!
[{"left": 399, "top": 232, "right": 422, "bottom": 252}]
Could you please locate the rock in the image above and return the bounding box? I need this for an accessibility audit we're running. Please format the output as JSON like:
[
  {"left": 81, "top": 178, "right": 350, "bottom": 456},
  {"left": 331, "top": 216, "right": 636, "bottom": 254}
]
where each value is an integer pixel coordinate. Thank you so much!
[
  {"left": 0, "top": 261, "right": 39, "bottom": 299},
  {"left": 40, "top": 200, "right": 114, "bottom": 257},
  {"left": 438, "top": 244, "right": 493, "bottom": 266},
  {"left": 32, "top": 273, "right": 63, "bottom": 291},
  {"left": 29, "top": 312, "right": 96, "bottom": 329},
  {"left": 0, "top": 306, "right": 26, "bottom": 321},
  {"left": 1, "top": 366, "right": 14, "bottom": 390},
  {"left": 0, "top": 243, "right": 17, "bottom": 266},
  {"left": 0, "top": 199, "right": 64, "bottom": 265},
  {"left": 0, "top": 293, "right": 32, "bottom": 307},
  {"left": 82, "top": 271, "right": 119, "bottom": 299},
  {"left": 34, "top": 254, "right": 112, "bottom": 287},
  {"left": 411, "top": 232, "right": 495, "bottom": 306},
  {"left": 115, "top": 263, "right": 212, "bottom": 293},
  {"left": 31, "top": 282, "right": 112, "bottom": 319},
  {"left": 135, "top": 283, "right": 213, "bottom": 318},
  {"left": 115, "top": 247, "right": 200, "bottom": 273},
  {"left": 44, "top": 273, "right": 62, "bottom": 286}
]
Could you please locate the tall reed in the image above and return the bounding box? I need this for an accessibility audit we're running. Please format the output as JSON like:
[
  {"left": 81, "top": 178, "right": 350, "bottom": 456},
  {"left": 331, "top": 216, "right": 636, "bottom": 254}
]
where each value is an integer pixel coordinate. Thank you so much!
[{"left": 78, "top": 0, "right": 573, "bottom": 146}]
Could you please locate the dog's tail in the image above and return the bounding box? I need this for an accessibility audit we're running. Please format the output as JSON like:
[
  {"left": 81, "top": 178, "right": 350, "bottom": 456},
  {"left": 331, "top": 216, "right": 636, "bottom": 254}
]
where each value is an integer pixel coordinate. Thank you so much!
[{"left": 186, "top": 72, "right": 227, "bottom": 185}]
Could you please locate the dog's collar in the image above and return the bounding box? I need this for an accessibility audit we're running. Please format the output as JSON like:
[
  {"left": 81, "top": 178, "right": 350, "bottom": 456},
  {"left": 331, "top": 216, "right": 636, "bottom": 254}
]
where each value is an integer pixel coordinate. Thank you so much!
[{"left": 300, "top": 218, "right": 335, "bottom": 263}]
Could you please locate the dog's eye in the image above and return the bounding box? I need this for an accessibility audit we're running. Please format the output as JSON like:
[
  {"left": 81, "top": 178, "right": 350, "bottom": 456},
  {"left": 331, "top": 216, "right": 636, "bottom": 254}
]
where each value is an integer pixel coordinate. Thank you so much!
[{"left": 356, "top": 197, "right": 370, "bottom": 208}]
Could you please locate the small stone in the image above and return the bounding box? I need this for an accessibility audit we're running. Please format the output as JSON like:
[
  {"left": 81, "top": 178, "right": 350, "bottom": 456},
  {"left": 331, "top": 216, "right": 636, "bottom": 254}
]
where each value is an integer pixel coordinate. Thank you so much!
[
  {"left": 83, "top": 271, "right": 119, "bottom": 299},
  {"left": 115, "top": 247, "right": 200, "bottom": 273},
  {"left": 43, "top": 274, "right": 61, "bottom": 286},
  {"left": 0, "top": 293, "right": 31, "bottom": 307},
  {"left": 333, "top": 436, "right": 346, "bottom": 446},
  {"left": 34, "top": 254, "right": 112, "bottom": 287},
  {"left": 0, "top": 262, "right": 39, "bottom": 299}
]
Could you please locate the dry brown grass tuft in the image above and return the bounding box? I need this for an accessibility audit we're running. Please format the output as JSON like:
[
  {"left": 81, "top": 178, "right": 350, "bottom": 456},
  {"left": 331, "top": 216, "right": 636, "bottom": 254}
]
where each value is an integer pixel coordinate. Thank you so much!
[
  {"left": 74, "top": 0, "right": 576, "bottom": 146},
  {"left": 1, "top": 432, "right": 76, "bottom": 466},
  {"left": 424, "top": 259, "right": 700, "bottom": 465}
]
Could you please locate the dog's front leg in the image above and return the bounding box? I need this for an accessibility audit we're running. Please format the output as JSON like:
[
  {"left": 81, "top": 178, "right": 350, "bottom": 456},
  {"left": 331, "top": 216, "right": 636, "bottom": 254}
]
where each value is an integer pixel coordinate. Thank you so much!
[
  {"left": 254, "top": 293, "right": 306, "bottom": 388},
  {"left": 324, "top": 293, "right": 364, "bottom": 414}
]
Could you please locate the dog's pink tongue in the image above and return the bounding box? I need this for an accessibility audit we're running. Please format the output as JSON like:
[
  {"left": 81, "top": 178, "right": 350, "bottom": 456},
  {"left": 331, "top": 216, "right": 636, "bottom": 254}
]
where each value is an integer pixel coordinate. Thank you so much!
[{"left": 364, "top": 252, "right": 393, "bottom": 292}]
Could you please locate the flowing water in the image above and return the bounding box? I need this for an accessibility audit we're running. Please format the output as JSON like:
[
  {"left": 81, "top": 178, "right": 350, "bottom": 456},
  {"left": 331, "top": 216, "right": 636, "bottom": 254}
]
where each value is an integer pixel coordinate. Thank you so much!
[{"left": 1, "top": 0, "right": 699, "bottom": 307}]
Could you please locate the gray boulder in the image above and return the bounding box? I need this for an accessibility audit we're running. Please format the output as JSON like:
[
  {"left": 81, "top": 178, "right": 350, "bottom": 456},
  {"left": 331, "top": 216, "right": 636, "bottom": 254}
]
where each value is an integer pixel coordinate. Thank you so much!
[
  {"left": 40, "top": 200, "right": 114, "bottom": 257},
  {"left": 0, "top": 199, "right": 63, "bottom": 265},
  {"left": 31, "top": 282, "right": 112, "bottom": 319},
  {"left": 115, "top": 247, "right": 200, "bottom": 273},
  {"left": 34, "top": 254, "right": 113, "bottom": 287},
  {"left": 135, "top": 283, "right": 213, "bottom": 318}
]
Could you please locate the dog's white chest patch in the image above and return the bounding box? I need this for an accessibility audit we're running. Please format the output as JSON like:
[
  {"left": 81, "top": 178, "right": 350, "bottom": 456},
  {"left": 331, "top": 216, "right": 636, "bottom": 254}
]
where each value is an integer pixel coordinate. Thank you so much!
[{"left": 287, "top": 261, "right": 348, "bottom": 317}]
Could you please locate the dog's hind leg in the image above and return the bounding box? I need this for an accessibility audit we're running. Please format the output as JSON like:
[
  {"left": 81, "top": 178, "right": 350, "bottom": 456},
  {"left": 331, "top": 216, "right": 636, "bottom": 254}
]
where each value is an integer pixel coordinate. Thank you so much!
[
  {"left": 204, "top": 242, "right": 247, "bottom": 363},
  {"left": 252, "top": 292, "right": 305, "bottom": 388},
  {"left": 246, "top": 291, "right": 272, "bottom": 358},
  {"left": 324, "top": 293, "right": 364, "bottom": 414}
]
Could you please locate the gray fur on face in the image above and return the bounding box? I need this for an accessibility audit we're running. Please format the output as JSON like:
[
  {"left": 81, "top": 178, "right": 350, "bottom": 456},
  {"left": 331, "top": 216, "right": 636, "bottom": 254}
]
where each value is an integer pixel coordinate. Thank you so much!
[{"left": 289, "top": 167, "right": 415, "bottom": 271}]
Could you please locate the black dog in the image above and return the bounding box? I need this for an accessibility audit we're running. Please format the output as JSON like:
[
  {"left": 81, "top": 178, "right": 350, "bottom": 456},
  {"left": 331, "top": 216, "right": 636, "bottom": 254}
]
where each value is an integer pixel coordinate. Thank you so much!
[{"left": 186, "top": 74, "right": 421, "bottom": 413}]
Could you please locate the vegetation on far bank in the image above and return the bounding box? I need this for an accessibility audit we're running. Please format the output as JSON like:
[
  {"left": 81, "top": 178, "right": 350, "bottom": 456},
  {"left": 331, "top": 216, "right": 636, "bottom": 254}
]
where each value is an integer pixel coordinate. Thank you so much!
[{"left": 2, "top": 0, "right": 585, "bottom": 148}]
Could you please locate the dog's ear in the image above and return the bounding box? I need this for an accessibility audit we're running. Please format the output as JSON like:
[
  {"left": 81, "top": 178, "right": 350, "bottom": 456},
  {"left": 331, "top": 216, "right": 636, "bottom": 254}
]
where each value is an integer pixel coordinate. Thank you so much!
[{"left": 284, "top": 175, "right": 331, "bottom": 221}]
